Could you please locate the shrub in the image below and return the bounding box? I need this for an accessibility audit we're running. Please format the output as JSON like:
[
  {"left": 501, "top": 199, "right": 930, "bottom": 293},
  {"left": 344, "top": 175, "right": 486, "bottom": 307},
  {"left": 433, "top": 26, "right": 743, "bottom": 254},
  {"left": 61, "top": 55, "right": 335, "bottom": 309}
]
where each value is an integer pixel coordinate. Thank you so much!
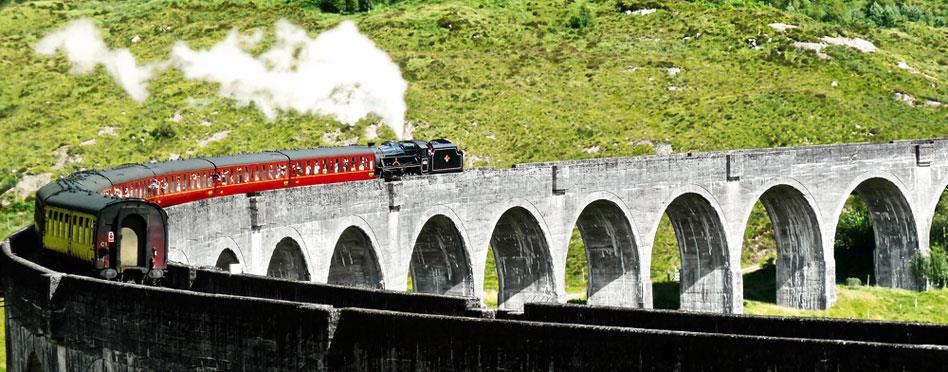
[
  {"left": 310, "top": 0, "right": 382, "bottom": 13},
  {"left": 568, "top": 3, "right": 594, "bottom": 29},
  {"left": 834, "top": 196, "right": 876, "bottom": 284},
  {"left": 615, "top": 0, "right": 667, "bottom": 12},
  {"left": 845, "top": 277, "right": 863, "bottom": 286},
  {"left": 149, "top": 122, "right": 176, "bottom": 140},
  {"left": 913, "top": 245, "right": 948, "bottom": 289}
]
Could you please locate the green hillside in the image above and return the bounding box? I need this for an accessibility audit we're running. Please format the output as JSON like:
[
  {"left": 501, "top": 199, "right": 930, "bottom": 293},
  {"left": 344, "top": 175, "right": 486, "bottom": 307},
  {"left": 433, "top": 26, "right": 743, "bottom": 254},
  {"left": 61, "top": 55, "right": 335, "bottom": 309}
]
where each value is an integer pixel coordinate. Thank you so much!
[{"left": 0, "top": 0, "right": 946, "bottom": 326}]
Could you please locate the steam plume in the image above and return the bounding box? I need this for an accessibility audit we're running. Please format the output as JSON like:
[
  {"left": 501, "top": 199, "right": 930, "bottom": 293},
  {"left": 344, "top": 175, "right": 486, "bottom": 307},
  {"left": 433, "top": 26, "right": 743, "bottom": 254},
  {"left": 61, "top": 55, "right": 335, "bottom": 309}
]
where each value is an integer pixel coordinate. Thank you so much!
[
  {"left": 36, "top": 19, "right": 408, "bottom": 138},
  {"left": 35, "top": 18, "right": 154, "bottom": 102}
]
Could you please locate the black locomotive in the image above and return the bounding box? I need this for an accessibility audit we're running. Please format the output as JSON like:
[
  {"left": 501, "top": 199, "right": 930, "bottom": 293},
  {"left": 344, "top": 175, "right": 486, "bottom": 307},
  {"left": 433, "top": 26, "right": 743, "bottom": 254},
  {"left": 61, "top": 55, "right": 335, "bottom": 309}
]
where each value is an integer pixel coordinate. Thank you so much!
[{"left": 374, "top": 139, "right": 464, "bottom": 180}]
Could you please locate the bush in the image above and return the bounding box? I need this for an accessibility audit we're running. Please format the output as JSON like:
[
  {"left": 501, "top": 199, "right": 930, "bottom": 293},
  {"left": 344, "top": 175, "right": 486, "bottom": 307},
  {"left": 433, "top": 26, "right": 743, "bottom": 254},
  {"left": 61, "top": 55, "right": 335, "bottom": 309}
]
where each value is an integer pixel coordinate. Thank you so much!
[
  {"left": 834, "top": 196, "right": 876, "bottom": 284},
  {"left": 149, "top": 122, "right": 176, "bottom": 140},
  {"left": 761, "top": 0, "right": 944, "bottom": 28},
  {"left": 845, "top": 277, "right": 863, "bottom": 286},
  {"left": 306, "top": 0, "right": 382, "bottom": 13},
  {"left": 568, "top": 3, "right": 594, "bottom": 29},
  {"left": 615, "top": 0, "right": 666, "bottom": 12},
  {"left": 913, "top": 245, "right": 948, "bottom": 289}
]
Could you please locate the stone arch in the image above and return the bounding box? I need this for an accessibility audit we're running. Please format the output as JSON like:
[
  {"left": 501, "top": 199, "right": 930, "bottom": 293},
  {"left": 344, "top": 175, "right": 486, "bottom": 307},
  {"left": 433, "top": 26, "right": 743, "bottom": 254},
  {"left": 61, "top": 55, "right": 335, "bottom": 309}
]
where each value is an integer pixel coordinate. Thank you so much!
[
  {"left": 267, "top": 237, "right": 310, "bottom": 281},
  {"left": 215, "top": 249, "right": 240, "bottom": 271},
  {"left": 489, "top": 206, "right": 557, "bottom": 310},
  {"left": 742, "top": 182, "right": 826, "bottom": 309},
  {"left": 409, "top": 212, "right": 474, "bottom": 296},
  {"left": 207, "top": 236, "right": 245, "bottom": 271},
  {"left": 328, "top": 226, "right": 383, "bottom": 289},
  {"left": 834, "top": 175, "right": 920, "bottom": 289},
  {"left": 653, "top": 190, "right": 733, "bottom": 313},
  {"left": 569, "top": 195, "right": 641, "bottom": 307}
]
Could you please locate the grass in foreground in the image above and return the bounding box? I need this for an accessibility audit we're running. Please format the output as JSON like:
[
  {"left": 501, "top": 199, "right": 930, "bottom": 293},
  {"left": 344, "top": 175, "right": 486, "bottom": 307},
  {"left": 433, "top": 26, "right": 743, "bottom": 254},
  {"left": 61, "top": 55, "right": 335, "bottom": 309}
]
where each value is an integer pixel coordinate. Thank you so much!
[{"left": 745, "top": 285, "right": 948, "bottom": 324}]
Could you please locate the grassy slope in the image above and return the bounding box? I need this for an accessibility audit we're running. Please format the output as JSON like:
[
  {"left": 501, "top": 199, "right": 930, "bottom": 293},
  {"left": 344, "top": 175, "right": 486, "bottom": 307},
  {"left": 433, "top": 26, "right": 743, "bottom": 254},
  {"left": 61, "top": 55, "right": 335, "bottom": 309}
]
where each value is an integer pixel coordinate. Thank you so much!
[
  {"left": 0, "top": 0, "right": 944, "bottom": 180},
  {"left": 746, "top": 285, "right": 948, "bottom": 323}
]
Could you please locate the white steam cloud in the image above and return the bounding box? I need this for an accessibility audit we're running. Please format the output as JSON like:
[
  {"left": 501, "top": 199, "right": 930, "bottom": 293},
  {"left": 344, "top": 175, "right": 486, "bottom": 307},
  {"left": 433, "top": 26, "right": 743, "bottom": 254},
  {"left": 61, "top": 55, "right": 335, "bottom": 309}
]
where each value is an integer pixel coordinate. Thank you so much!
[
  {"left": 36, "top": 18, "right": 155, "bottom": 102},
  {"left": 35, "top": 19, "right": 408, "bottom": 138}
]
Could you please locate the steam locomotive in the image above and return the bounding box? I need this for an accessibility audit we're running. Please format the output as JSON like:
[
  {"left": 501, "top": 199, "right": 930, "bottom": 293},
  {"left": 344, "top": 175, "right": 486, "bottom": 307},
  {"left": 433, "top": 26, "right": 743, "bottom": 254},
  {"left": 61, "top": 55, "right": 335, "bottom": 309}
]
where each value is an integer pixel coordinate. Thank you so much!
[{"left": 34, "top": 139, "right": 463, "bottom": 281}]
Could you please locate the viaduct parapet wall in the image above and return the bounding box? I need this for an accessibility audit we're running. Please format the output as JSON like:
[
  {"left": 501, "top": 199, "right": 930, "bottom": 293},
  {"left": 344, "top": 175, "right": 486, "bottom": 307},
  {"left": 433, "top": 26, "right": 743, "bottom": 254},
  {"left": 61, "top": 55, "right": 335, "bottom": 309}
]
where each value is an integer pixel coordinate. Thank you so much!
[
  {"left": 4, "top": 228, "right": 947, "bottom": 371},
  {"left": 167, "top": 139, "right": 948, "bottom": 313}
]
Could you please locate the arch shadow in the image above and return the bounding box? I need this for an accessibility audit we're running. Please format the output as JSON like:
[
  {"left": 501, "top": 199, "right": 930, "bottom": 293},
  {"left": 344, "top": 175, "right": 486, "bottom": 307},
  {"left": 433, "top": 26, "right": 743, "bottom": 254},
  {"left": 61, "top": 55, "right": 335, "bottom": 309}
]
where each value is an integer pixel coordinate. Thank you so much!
[
  {"left": 409, "top": 214, "right": 475, "bottom": 296},
  {"left": 837, "top": 177, "right": 920, "bottom": 289},
  {"left": 328, "top": 226, "right": 383, "bottom": 289},
  {"left": 748, "top": 184, "right": 826, "bottom": 309},
  {"left": 26, "top": 352, "right": 43, "bottom": 372},
  {"left": 267, "top": 237, "right": 310, "bottom": 281},
  {"left": 573, "top": 199, "right": 641, "bottom": 307},
  {"left": 215, "top": 248, "right": 240, "bottom": 272},
  {"left": 489, "top": 206, "right": 557, "bottom": 310},
  {"left": 657, "top": 192, "right": 732, "bottom": 312}
]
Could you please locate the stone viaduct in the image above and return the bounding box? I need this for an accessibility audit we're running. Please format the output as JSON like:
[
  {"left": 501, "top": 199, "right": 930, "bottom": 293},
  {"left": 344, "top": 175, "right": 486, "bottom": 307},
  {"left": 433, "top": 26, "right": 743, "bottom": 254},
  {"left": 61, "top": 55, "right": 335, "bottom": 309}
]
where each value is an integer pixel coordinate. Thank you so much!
[{"left": 166, "top": 139, "right": 948, "bottom": 313}]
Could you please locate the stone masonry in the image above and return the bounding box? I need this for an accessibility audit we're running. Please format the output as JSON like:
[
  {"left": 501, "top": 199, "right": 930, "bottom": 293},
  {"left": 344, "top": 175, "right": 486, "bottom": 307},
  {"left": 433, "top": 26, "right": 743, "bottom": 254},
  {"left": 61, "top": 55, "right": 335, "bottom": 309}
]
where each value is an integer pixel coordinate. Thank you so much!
[{"left": 166, "top": 139, "right": 948, "bottom": 313}]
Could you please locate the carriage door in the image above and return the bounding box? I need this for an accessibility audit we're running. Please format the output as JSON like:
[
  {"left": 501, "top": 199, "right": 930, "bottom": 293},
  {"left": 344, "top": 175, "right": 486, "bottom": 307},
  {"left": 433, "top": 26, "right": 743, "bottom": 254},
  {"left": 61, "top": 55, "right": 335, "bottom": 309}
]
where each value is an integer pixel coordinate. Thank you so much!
[{"left": 118, "top": 214, "right": 147, "bottom": 270}]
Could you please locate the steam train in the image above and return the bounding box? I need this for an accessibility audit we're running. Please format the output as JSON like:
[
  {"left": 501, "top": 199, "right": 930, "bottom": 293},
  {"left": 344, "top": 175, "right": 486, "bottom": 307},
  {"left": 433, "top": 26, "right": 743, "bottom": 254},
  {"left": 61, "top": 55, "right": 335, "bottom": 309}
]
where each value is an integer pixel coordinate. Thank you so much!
[{"left": 34, "top": 139, "right": 463, "bottom": 281}]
